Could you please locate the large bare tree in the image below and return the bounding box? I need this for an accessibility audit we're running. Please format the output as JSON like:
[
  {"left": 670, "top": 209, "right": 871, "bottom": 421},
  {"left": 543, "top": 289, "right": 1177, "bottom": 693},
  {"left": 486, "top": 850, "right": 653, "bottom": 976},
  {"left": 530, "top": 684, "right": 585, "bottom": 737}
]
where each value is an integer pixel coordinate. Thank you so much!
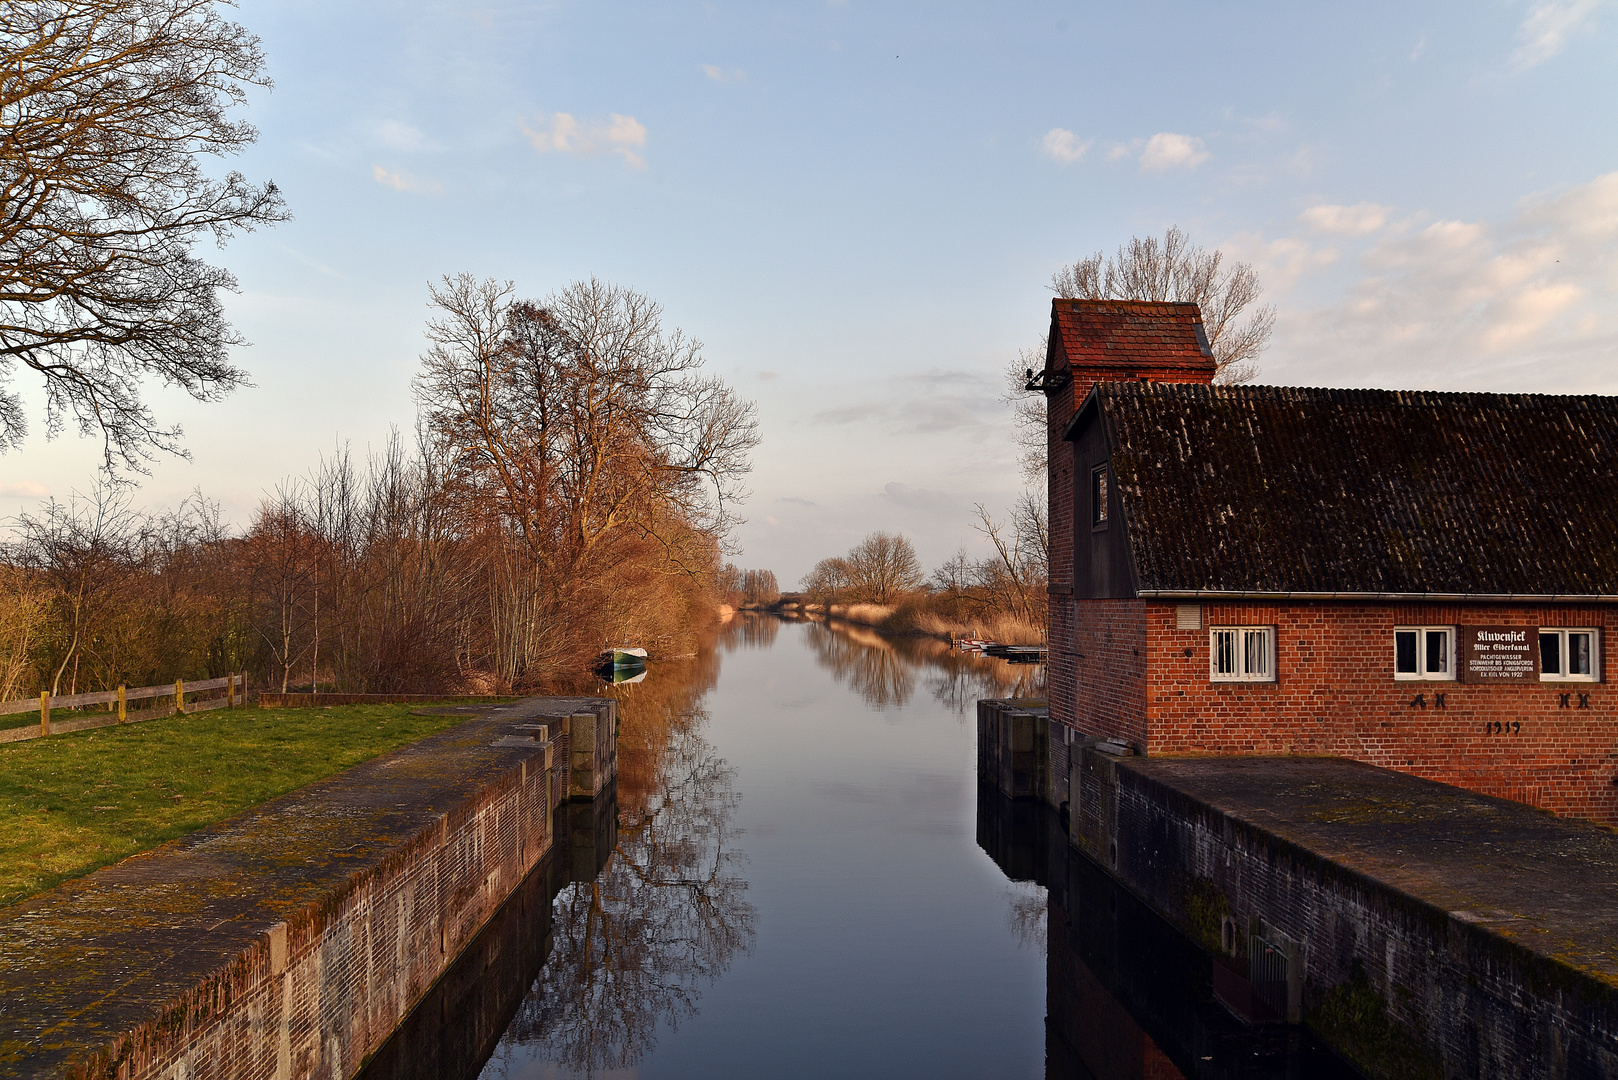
[
  {"left": 1007, "top": 226, "right": 1274, "bottom": 482},
  {"left": 415, "top": 274, "right": 760, "bottom": 576},
  {"left": 0, "top": 0, "right": 286, "bottom": 473},
  {"left": 1050, "top": 225, "right": 1273, "bottom": 384}
]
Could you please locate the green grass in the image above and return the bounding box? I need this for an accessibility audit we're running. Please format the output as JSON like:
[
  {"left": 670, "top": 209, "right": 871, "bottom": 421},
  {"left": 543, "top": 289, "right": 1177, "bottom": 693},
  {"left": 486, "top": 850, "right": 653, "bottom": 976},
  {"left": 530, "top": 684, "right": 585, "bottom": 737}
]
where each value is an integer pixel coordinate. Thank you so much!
[{"left": 0, "top": 704, "right": 481, "bottom": 908}]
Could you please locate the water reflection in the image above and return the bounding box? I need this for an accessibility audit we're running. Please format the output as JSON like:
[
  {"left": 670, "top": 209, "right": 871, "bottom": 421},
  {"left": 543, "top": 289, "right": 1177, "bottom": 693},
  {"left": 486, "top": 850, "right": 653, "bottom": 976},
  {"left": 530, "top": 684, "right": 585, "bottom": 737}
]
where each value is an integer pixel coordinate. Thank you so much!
[
  {"left": 478, "top": 639, "right": 755, "bottom": 1079},
  {"left": 795, "top": 616, "right": 1045, "bottom": 713},
  {"left": 976, "top": 787, "right": 1363, "bottom": 1080},
  {"left": 493, "top": 729, "right": 754, "bottom": 1075}
]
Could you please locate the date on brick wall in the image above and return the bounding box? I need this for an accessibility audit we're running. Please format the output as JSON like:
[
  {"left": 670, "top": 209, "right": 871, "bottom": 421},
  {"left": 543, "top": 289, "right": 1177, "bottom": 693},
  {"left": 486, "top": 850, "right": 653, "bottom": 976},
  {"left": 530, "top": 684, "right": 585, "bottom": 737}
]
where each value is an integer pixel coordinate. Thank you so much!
[{"left": 1462, "top": 625, "right": 1538, "bottom": 682}]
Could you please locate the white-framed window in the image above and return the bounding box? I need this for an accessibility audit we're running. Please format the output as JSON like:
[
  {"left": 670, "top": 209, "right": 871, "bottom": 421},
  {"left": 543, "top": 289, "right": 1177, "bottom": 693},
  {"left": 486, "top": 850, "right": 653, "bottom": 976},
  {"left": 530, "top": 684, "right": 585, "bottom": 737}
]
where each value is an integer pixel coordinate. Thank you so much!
[
  {"left": 1541, "top": 629, "right": 1599, "bottom": 682},
  {"left": 1394, "top": 626, "right": 1454, "bottom": 681},
  {"left": 1210, "top": 626, "right": 1275, "bottom": 682},
  {"left": 1091, "top": 465, "right": 1110, "bottom": 528}
]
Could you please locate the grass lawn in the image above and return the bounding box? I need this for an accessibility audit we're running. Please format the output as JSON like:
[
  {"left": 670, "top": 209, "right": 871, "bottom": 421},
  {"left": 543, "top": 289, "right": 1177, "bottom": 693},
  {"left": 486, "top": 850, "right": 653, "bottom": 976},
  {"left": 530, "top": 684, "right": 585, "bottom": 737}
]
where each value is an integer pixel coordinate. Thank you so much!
[{"left": 0, "top": 703, "right": 490, "bottom": 908}]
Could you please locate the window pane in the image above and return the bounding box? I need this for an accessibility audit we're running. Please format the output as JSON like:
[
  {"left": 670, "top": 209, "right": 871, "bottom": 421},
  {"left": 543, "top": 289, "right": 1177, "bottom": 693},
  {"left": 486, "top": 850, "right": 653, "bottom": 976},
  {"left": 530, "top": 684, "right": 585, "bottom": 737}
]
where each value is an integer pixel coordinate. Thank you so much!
[
  {"left": 1395, "top": 631, "right": 1418, "bottom": 674},
  {"left": 1426, "top": 630, "right": 1448, "bottom": 674},
  {"left": 1245, "top": 630, "right": 1269, "bottom": 677},
  {"left": 1214, "top": 630, "right": 1235, "bottom": 675},
  {"left": 1093, "top": 469, "right": 1109, "bottom": 526},
  {"left": 1541, "top": 632, "right": 1562, "bottom": 677},
  {"left": 1571, "top": 632, "right": 1592, "bottom": 676}
]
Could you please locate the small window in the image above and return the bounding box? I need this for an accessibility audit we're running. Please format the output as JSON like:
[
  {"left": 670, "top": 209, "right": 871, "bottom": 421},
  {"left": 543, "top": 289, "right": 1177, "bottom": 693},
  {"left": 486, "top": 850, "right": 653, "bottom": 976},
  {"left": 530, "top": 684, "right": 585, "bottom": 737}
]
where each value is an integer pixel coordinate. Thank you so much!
[
  {"left": 1210, "top": 626, "right": 1275, "bottom": 682},
  {"left": 1541, "top": 629, "right": 1599, "bottom": 682},
  {"left": 1394, "top": 626, "right": 1454, "bottom": 681},
  {"left": 1092, "top": 466, "right": 1109, "bottom": 528}
]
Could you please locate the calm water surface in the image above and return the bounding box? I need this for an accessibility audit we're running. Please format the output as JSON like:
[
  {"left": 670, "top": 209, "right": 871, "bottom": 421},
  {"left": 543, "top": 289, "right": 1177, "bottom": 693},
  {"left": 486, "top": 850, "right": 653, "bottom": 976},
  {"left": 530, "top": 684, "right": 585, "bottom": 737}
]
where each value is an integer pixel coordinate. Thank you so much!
[{"left": 362, "top": 615, "right": 1360, "bottom": 1080}]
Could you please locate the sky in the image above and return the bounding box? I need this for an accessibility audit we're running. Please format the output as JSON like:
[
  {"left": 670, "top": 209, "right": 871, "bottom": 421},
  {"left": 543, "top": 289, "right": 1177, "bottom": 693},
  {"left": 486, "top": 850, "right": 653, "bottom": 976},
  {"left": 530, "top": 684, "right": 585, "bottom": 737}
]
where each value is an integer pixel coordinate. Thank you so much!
[{"left": 3, "top": 0, "right": 1616, "bottom": 585}]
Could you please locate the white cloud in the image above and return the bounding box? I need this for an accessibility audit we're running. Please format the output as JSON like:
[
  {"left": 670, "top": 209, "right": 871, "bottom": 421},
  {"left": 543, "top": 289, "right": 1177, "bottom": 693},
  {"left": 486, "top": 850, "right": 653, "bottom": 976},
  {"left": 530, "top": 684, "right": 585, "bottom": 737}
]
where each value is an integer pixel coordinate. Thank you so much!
[
  {"left": 1512, "top": 0, "right": 1605, "bottom": 68},
  {"left": 1267, "top": 171, "right": 1618, "bottom": 392},
  {"left": 371, "top": 165, "right": 439, "bottom": 193},
  {"left": 702, "top": 64, "right": 745, "bottom": 81},
  {"left": 1138, "top": 132, "right": 1209, "bottom": 172},
  {"left": 1298, "top": 202, "right": 1394, "bottom": 235},
  {"left": 521, "top": 112, "right": 648, "bottom": 169},
  {"left": 0, "top": 481, "right": 47, "bottom": 498},
  {"left": 1041, "top": 128, "right": 1091, "bottom": 164}
]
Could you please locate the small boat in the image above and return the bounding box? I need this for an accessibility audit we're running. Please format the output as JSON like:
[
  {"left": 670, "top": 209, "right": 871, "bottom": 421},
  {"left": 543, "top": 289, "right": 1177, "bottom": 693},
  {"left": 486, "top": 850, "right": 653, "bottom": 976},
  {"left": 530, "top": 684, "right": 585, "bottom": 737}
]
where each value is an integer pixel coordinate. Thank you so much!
[
  {"left": 958, "top": 639, "right": 991, "bottom": 651},
  {"left": 595, "top": 647, "right": 649, "bottom": 684}
]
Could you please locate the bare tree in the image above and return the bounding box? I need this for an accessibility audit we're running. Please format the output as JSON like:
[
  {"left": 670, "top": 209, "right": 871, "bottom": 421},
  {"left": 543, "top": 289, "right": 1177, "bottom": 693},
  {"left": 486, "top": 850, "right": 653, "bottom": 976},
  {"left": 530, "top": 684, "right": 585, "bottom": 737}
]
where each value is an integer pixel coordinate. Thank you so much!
[
  {"left": 9, "top": 484, "right": 137, "bottom": 695},
  {"left": 0, "top": 0, "right": 287, "bottom": 474},
  {"left": 845, "top": 531, "right": 924, "bottom": 604},
  {"left": 415, "top": 275, "right": 760, "bottom": 576},
  {"left": 1050, "top": 225, "right": 1273, "bottom": 384},
  {"left": 1006, "top": 226, "right": 1273, "bottom": 484}
]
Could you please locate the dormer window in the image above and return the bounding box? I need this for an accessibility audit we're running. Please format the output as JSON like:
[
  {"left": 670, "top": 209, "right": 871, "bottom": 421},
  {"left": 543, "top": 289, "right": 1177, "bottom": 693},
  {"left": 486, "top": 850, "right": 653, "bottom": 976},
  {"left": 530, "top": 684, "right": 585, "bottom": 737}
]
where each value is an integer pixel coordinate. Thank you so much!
[{"left": 1092, "top": 465, "right": 1109, "bottom": 529}]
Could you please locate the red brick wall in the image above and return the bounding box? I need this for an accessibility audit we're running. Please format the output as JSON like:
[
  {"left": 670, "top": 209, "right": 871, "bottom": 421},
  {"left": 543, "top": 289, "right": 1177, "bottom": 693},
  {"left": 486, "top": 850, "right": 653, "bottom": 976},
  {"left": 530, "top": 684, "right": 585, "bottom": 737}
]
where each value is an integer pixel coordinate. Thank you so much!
[
  {"left": 1143, "top": 601, "right": 1618, "bottom": 825},
  {"left": 1068, "top": 600, "right": 1149, "bottom": 747},
  {"left": 1048, "top": 368, "right": 1077, "bottom": 731}
]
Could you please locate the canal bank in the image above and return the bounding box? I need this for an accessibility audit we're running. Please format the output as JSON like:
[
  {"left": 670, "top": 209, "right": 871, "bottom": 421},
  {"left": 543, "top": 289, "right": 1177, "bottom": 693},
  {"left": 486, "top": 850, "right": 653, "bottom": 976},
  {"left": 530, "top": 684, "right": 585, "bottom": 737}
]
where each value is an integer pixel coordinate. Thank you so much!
[
  {"left": 980, "top": 699, "right": 1618, "bottom": 1079},
  {"left": 0, "top": 697, "right": 616, "bottom": 1080}
]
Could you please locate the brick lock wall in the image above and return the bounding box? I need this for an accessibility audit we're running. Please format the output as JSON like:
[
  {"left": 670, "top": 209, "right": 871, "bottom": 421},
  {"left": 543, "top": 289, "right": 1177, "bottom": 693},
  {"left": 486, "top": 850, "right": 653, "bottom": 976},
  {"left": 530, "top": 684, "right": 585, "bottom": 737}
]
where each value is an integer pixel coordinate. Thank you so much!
[{"left": 1144, "top": 601, "right": 1618, "bottom": 825}]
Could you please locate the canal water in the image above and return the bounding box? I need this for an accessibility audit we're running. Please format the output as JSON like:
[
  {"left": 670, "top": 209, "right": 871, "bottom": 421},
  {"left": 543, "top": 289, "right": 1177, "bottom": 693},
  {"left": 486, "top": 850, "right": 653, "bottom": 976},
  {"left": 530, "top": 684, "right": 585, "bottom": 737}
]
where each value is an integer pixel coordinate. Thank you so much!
[{"left": 362, "top": 614, "right": 1361, "bottom": 1080}]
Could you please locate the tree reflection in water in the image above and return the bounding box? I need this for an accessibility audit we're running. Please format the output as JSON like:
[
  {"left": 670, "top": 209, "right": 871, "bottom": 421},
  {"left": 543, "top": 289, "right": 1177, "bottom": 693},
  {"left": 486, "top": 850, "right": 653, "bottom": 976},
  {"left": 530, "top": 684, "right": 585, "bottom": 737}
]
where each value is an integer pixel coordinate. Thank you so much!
[
  {"left": 798, "top": 616, "right": 1045, "bottom": 714},
  {"left": 487, "top": 646, "right": 756, "bottom": 1078}
]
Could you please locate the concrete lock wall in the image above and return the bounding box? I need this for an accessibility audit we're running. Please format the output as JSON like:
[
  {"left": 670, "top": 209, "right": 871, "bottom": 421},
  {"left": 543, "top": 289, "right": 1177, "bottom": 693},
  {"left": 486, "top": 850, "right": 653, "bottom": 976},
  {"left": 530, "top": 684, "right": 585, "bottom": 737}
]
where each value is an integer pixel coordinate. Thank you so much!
[
  {"left": 0, "top": 697, "right": 618, "bottom": 1080},
  {"left": 977, "top": 699, "right": 1618, "bottom": 1080}
]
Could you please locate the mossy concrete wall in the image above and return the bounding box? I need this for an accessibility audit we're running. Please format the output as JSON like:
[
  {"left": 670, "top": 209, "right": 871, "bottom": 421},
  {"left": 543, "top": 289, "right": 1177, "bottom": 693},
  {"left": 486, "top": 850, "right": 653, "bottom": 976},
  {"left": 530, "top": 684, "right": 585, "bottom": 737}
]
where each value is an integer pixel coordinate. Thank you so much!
[
  {"left": 0, "top": 696, "right": 616, "bottom": 1080},
  {"left": 1071, "top": 752, "right": 1618, "bottom": 1080}
]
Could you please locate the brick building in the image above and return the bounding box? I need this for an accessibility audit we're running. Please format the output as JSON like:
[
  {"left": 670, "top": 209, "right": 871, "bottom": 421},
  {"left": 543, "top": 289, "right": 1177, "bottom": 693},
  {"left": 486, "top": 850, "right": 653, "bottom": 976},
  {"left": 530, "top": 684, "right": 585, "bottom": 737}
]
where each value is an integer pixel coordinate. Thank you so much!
[{"left": 1038, "top": 298, "right": 1618, "bottom": 825}]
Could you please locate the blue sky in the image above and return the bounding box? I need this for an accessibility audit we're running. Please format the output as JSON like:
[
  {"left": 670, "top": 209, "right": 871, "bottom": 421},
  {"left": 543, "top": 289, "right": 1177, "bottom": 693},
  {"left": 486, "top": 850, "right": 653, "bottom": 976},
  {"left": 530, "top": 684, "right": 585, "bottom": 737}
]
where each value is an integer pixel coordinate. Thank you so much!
[{"left": 3, "top": 0, "right": 1616, "bottom": 584}]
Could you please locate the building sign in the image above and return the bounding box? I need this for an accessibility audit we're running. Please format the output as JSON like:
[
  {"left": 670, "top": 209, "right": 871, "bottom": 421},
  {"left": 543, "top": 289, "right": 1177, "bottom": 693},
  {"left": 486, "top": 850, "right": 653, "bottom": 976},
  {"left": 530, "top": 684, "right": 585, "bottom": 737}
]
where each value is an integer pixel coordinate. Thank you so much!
[{"left": 1462, "top": 626, "right": 1538, "bottom": 682}]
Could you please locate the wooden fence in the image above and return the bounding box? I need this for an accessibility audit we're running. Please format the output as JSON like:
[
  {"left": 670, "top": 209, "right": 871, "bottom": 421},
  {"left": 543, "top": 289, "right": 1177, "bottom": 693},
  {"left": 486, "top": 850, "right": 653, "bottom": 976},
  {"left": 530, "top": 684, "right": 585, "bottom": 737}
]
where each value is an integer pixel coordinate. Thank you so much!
[{"left": 0, "top": 674, "right": 247, "bottom": 745}]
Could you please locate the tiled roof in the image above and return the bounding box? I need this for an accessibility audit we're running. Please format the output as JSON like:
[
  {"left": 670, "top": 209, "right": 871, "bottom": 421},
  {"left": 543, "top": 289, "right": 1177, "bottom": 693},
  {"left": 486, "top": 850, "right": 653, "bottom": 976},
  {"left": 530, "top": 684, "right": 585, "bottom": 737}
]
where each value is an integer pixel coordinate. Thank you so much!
[
  {"left": 1096, "top": 383, "right": 1618, "bottom": 596},
  {"left": 1047, "top": 299, "right": 1215, "bottom": 380}
]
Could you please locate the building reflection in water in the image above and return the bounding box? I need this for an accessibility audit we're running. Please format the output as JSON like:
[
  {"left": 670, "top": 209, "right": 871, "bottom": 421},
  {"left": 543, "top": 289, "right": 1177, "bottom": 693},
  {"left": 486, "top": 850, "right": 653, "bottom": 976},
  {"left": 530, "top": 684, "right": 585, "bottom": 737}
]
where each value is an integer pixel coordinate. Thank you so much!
[{"left": 976, "top": 785, "right": 1362, "bottom": 1080}]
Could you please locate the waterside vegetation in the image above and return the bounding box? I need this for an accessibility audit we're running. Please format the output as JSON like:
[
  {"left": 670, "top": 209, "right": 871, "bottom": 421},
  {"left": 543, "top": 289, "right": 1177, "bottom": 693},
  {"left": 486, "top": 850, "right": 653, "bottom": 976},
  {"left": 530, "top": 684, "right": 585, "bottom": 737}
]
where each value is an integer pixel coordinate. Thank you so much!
[
  {"left": 0, "top": 277, "right": 759, "bottom": 705},
  {"left": 794, "top": 519, "right": 1047, "bottom": 646}
]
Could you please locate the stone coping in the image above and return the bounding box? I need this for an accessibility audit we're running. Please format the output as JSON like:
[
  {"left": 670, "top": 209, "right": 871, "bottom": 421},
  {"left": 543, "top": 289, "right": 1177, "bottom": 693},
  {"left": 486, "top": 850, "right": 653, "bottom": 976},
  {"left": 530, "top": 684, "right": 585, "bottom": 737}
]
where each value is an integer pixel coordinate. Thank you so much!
[
  {"left": 1123, "top": 756, "right": 1618, "bottom": 990},
  {"left": 0, "top": 696, "right": 608, "bottom": 1077}
]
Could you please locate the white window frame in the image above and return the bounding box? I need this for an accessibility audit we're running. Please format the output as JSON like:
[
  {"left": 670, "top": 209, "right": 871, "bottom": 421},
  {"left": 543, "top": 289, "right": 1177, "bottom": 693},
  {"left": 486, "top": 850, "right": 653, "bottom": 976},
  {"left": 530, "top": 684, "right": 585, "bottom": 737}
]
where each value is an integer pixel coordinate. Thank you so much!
[
  {"left": 1394, "top": 626, "right": 1455, "bottom": 681},
  {"left": 1540, "top": 628, "right": 1600, "bottom": 682},
  {"left": 1210, "top": 626, "right": 1276, "bottom": 683}
]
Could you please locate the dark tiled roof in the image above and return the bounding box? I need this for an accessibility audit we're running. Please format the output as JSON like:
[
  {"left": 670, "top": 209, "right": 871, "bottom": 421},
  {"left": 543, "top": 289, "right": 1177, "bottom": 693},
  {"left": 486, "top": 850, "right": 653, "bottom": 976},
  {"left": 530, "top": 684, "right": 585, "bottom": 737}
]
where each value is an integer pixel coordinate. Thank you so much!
[
  {"left": 1096, "top": 383, "right": 1618, "bottom": 596},
  {"left": 1046, "top": 300, "right": 1215, "bottom": 380}
]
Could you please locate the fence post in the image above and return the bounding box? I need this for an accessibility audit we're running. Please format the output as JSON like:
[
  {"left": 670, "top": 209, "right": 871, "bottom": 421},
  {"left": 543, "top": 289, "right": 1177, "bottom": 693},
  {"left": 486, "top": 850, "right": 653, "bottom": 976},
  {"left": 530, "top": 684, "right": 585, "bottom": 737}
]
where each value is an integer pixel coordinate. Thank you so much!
[
  {"left": 175, "top": 679, "right": 184, "bottom": 716},
  {"left": 226, "top": 673, "right": 235, "bottom": 709},
  {"left": 39, "top": 691, "right": 49, "bottom": 737},
  {"left": 118, "top": 684, "right": 127, "bottom": 723}
]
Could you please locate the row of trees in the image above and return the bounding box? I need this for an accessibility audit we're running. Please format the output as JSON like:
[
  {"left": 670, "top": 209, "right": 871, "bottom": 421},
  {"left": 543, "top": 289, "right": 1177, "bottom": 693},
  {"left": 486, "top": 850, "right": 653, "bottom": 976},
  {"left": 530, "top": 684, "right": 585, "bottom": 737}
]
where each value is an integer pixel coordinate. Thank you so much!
[
  {"left": 799, "top": 511, "right": 1047, "bottom": 633},
  {"left": 718, "top": 566, "right": 779, "bottom": 607},
  {"left": 0, "top": 278, "right": 759, "bottom": 698}
]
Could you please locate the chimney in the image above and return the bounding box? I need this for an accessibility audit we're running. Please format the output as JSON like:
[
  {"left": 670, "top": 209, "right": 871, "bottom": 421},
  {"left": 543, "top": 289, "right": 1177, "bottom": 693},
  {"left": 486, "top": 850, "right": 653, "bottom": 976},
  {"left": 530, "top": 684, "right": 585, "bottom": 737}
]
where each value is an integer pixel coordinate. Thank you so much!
[{"left": 1040, "top": 299, "right": 1217, "bottom": 425}]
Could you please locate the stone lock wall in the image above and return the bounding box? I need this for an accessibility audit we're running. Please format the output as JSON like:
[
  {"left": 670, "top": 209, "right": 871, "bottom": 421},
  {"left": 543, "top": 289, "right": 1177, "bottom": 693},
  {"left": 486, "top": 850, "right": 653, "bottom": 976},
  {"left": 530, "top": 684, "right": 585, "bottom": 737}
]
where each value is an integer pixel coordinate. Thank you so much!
[
  {"left": 96, "top": 749, "right": 558, "bottom": 1080},
  {"left": 0, "top": 697, "right": 620, "bottom": 1080}
]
